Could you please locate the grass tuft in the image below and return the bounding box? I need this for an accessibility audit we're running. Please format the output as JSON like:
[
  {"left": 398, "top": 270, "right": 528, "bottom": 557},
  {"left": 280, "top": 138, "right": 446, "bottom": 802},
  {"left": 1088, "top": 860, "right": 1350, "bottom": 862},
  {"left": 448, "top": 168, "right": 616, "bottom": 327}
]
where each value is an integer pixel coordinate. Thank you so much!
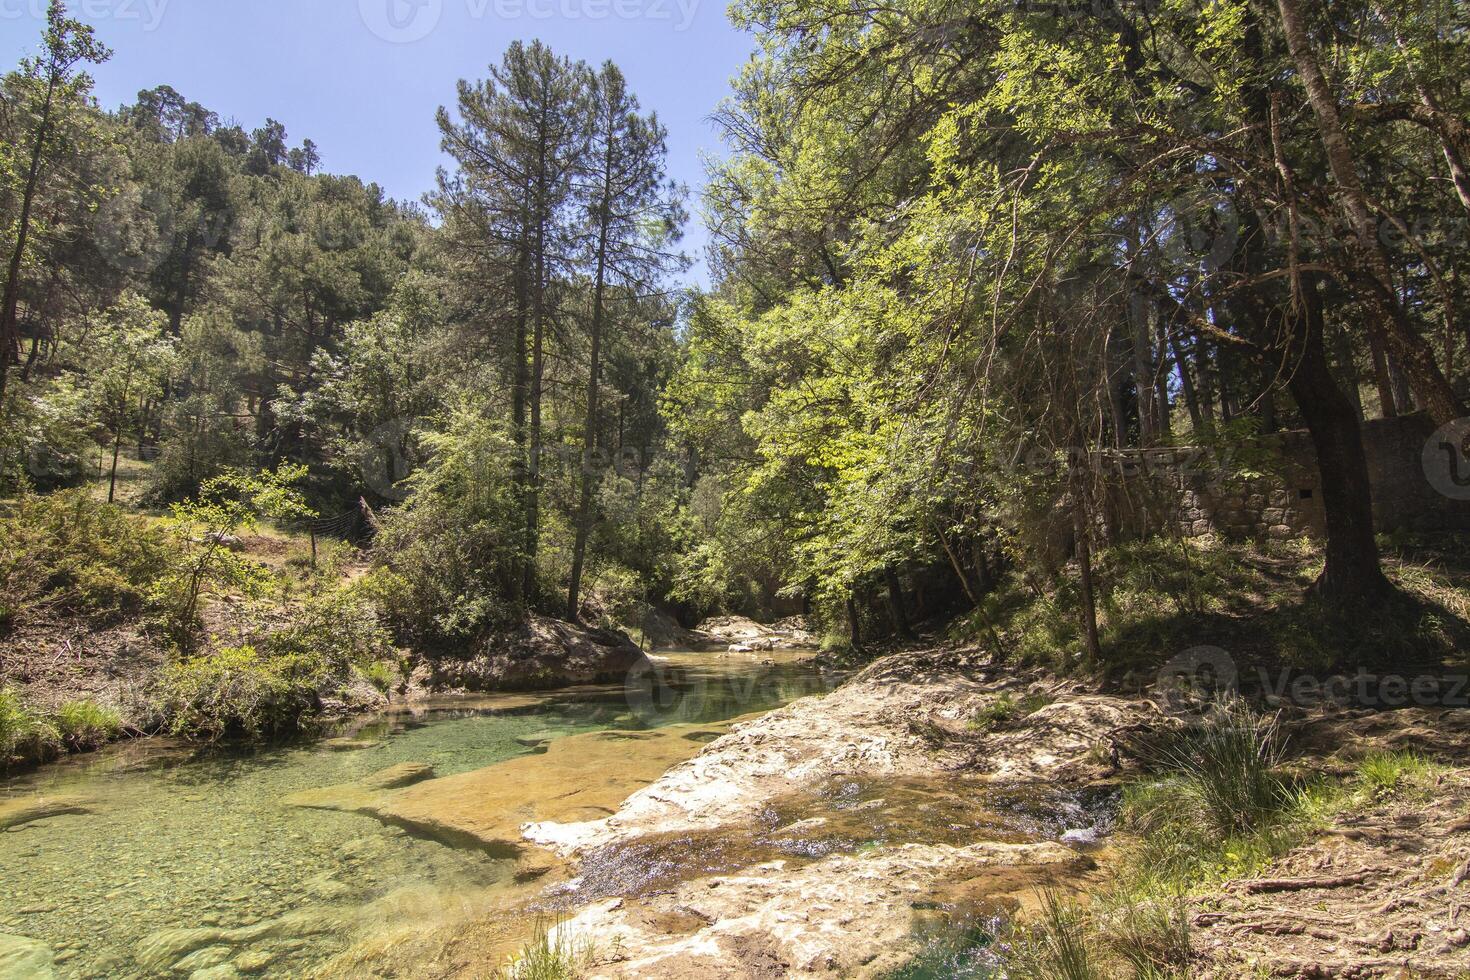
[
  {"left": 54, "top": 699, "right": 123, "bottom": 751},
  {"left": 1355, "top": 750, "right": 1437, "bottom": 803},
  {"left": 490, "top": 919, "right": 594, "bottom": 980}
]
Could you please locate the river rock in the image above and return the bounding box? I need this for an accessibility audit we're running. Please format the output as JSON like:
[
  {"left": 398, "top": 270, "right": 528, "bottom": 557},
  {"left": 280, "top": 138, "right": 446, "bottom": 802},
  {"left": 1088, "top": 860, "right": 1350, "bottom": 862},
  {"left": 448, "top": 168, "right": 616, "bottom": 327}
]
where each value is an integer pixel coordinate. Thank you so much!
[
  {"left": 426, "top": 615, "right": 648, "bottom": 692},
  {"left": 510, "top": 647, "right": 1157, "bottom": 975},
  {"left": 555, "top": 839, "right": 1090, "bottom": 977},
  {"left": 321, "top": 737, "right": 380, "bottom": 752},
  {"left": 189, "top": 966, "right": 238, "bottom": 980},
  {"left": 134, "top": 928, "right": 227, "bottom": 975},
  {"left": 0, "top": 935, "right": 54, "bottom": 979},
  {"left": 174, "top": 945, "right": 232, "bottom": 973},
  {"left": 358, "top": 762, "right": 435, "bottom": 790},
  {"left": 0, "top": 795, "right": 91, "bottom": 831},
  {"left": 695, "top": 615, "right": 816, "bottom": 651},
  {"left": 232, "top": 949, "right": 276, "bottom": 973},
  {"left": 285, "top": 720, "right": 739, "bottom": 853}
]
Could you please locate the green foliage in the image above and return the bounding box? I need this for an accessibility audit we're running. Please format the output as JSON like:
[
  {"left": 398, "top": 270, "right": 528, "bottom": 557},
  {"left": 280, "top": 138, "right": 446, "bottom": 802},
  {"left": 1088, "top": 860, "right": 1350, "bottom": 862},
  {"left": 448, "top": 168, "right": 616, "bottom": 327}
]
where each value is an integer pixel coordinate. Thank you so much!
[
  {"left": 54, "top": 699, "right": 122, "bottom": 750},
  {"left": 158, "top": 465, "right": 315, "bottom": 639},
  {"left": 491, "top": 919, "right": 593, "bottom": 980},
  {"left": 1005, "top": 890, "right": 1105, "bottom": 980},
  {"left": 0, "top": 490, "right": 179, "bottom": 628},
  {"left": 156, "top": 644, "right": 327, "bottom": 741},
  {"left": 0, "top": 687, "right": 61, "bottom": 770},
  {"left": 1152, "top": 702, "right": 1287, "bottom": 838},
  {"left": 367, "top": 405, "right": 525, "bottom": 650},
  {"left": 967, "top": 691, "right": 1051, "bottom": 733}
]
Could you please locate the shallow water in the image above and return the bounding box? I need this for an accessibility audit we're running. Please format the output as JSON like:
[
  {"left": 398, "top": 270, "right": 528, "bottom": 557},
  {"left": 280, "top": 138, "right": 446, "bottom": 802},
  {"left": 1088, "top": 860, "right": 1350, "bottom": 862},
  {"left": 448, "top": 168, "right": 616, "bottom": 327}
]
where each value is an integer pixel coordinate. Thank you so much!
[{"left": 0, "top": 651, "right": 835, "bottom": 979}]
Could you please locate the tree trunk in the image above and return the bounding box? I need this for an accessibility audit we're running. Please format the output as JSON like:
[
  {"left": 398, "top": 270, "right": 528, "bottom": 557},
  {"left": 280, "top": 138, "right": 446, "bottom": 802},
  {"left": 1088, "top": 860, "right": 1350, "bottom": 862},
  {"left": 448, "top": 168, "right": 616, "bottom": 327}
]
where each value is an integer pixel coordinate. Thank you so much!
[
  {"left": 1071, "top": 490, "right": 1103, "bottom": 662},
  {"left": 0, "top": 72, "right": 59, "bottom": 407},
  {"left": 108, "top": 430, "right": 122, "bottom": 504},
  {"left": 511, "top": 237, "right": 531, "bottom": 602},
  {"left": 1275, "top": 0, "right": 1464, "bottom": 426},
  {"left": 884, "top": 568, "right": 914, "bottom": 639},
  {"left": 1287, "top": 279, "right": 1393, "bottom": 608},
  {"left": 568, "top": 112, "right": 616, "bottom": 622}
]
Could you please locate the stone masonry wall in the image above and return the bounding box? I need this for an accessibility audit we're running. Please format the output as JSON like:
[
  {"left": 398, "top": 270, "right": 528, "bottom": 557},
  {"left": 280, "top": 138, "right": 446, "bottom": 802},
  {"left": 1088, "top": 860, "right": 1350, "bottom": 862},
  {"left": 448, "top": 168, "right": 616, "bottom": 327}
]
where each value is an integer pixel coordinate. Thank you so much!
[{"left": 1095, "top": 414, "right": 1470, "bottom": 543}]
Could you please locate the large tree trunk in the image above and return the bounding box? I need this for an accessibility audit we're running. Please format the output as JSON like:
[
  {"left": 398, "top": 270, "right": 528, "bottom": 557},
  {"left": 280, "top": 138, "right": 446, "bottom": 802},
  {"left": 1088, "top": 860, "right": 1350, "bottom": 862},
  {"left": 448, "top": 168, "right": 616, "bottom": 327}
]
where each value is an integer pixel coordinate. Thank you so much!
[
  {"left": 568, "top": 129, "right": 613, "bottom": 621},
  {"left": 1275, "top": 0, "right": 1464, "bottom": 427},
  {"left": 510, "top": 236, "right": 531, "bottom": 603},
  {"left": 0, "top": 73, "right": 59, "bottom": 407},
  {"left": 1287, "top": 279, "right": 1393, "bottom": 607}
]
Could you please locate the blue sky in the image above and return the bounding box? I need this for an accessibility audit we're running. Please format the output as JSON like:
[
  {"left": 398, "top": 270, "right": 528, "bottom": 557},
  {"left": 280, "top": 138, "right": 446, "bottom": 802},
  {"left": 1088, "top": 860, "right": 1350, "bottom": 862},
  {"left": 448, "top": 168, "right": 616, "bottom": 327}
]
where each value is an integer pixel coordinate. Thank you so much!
[{"left": 0, "top": 0, "right": 757, "bottom": 286}]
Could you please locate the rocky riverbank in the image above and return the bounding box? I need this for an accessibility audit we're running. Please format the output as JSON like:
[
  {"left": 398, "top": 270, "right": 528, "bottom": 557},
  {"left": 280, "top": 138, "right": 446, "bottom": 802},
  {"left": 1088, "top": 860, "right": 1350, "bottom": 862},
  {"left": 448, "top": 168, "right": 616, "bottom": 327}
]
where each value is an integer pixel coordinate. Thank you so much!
[{"left": 319, "top": 641, "right": 1470, "bottom": 978}]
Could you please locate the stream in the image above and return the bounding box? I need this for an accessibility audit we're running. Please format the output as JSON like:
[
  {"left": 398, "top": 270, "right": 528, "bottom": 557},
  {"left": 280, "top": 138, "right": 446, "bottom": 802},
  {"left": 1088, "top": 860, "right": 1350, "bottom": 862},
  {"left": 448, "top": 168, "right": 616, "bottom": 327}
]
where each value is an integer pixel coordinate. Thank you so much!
[{"left": 0, "top": 650, "right": 835, "bottom": 979}]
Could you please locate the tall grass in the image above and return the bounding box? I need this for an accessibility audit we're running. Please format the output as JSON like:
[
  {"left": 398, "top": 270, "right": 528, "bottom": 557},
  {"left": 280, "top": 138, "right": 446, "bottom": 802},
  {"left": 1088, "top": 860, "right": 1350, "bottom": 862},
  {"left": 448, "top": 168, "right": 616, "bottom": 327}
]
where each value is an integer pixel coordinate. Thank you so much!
[
  {"left": 1006, "top": 890, "right": 1103, "bottom": 980},
  {"left": 490, "top": 919, "right": 593, "bottom": 980},
  {"left": 1356, "top": 750, "right": 1436, "bottom": 802},
  {"left": 1154, "top": 701, "right": 1286, "bottom": 836},
  {"left": 0, "top": 687, "right": 61, "bottom": 769},
  {"left": 54, "top": 699, "right": 123, "bottom": 751}
]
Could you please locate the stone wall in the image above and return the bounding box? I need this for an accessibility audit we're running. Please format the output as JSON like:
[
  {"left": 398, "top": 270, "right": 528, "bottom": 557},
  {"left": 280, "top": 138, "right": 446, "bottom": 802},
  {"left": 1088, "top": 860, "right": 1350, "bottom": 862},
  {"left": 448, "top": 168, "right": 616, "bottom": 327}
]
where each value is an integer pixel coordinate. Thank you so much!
[{"left": 1095, "top": 414, "right": 1470, "bottom": 543}]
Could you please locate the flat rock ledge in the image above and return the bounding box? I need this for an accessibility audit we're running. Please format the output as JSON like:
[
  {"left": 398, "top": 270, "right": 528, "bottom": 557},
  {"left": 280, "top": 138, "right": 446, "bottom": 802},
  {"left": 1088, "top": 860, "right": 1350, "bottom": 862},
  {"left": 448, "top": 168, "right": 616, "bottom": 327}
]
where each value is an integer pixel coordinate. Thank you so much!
[
  {"left": 512, "top": 648, "right": 1160, "bottom": 977},
  {"left": 525, "top": 648, "right": 1161, "bottom": 857}
]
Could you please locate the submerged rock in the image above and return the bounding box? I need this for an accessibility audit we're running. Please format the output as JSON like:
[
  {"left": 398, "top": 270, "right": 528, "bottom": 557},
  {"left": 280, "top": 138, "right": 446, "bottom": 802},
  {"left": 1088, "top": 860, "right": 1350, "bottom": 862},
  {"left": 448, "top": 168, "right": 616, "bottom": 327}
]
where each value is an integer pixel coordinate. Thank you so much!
[
  {"left": 285, "top": 721, "right": 737, "bottom": 855},
  {"left": 0, "top": 795, "right": 91, "bottom": 832},
  {"left": 0, "top": 934, "right": 55, "bottom": 980},
  {"left": 321, "top": 737, "right": 381, "bottom": 752},
  {"left": 358, "top": 762, "right": 435, "bottom": 791}
]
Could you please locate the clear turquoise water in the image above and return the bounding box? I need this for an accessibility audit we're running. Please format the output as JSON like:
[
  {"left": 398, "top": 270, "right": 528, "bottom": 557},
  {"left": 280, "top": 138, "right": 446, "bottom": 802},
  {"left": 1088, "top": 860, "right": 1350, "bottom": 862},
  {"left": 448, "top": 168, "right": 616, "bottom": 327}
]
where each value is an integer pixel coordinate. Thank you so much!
[{"left": 0, "top": 653, "right": 833, "bottom": 979}]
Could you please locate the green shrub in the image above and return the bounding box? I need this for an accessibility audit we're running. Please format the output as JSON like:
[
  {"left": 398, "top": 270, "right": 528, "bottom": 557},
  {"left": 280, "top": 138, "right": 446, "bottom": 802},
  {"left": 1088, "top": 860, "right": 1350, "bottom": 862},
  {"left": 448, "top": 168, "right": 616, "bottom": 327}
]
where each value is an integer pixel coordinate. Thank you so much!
[
  {"left": 360, "top": 660, "right": 398, "bottom": 694},
  {"left": 0, "top": 688, "right": 61, "bottom": 769},
  {"left": 1154, "top": 702, "right": 1286, "bottom": 837},
  {"left": 157, "top": 466, "right": 316, "bottom": 641},
  {"left": 156, "top": 645, "right": 328, "bottom": 741},
  {"left": 367, "top": 408, "right": 525, "bottom": 650},
  {"left": 968, "top": 692, "right": 1052, "bottom": 732},
  {"left": 54, "top": 700, "right": 123, "bottom": 751},
  {"left": 0, "top": 491, "right": 179, "bottom": 628}
]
